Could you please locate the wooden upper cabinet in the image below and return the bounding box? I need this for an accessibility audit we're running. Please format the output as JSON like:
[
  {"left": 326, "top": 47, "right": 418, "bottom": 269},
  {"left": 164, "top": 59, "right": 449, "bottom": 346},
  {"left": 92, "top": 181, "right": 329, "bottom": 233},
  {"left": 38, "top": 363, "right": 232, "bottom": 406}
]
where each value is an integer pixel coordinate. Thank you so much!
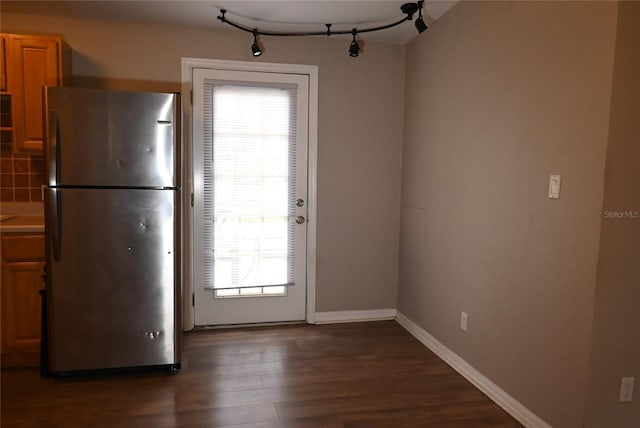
[
  {"left": 4, "top": 34, "right": 64, "bottom": 154},
  {"left": 0, "top": 36, "right": 7, "bottom": 93}
]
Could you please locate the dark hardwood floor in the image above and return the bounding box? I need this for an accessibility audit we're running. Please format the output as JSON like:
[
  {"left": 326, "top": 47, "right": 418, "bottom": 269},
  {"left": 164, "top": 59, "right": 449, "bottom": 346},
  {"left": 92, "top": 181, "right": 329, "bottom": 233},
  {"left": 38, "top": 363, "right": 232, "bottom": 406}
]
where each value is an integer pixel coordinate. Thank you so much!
[{"left": 1, "top": 321, "right": 522, "bottom": 427}]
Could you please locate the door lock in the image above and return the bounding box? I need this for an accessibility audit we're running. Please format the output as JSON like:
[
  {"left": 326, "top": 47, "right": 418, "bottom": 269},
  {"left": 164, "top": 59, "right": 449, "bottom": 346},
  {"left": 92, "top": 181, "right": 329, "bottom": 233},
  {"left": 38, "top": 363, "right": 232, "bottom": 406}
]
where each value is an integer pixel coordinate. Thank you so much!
[
  {"left": 295, "top": 216, "right": 306, "bottom": 224},
  {"left": 296, "top": 198, "right": 305, "bottom": 207}
]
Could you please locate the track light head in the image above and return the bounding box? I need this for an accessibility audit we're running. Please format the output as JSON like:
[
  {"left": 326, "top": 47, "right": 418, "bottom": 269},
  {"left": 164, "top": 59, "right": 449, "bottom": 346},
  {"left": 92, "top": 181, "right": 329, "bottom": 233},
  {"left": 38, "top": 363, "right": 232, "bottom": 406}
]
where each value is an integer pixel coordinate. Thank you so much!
[
  {"left": 415, "top": 16, "right": 428, "bottom": 33},
  {"left": 415, "top": 0, "right": 428, "bottom": 33},
  {"left": 251, "top": 42, "right": 262, "bottom": 57},
  {"left": 251, "top": 30, "right": 263, "bottom": 57},
  {"left": 349, "top": 40, "right": 359, "bottom": 57},
  {"left": 349, "top": 30, "right": 359, "bottom": 58}
]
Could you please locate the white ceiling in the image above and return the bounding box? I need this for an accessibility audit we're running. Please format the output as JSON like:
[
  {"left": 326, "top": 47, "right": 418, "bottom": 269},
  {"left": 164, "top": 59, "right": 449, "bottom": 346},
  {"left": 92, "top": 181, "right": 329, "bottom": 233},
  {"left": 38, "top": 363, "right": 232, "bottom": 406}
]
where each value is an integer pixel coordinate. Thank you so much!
[{"left": 1, "top": 1, "right": 457, "bottom": 44}]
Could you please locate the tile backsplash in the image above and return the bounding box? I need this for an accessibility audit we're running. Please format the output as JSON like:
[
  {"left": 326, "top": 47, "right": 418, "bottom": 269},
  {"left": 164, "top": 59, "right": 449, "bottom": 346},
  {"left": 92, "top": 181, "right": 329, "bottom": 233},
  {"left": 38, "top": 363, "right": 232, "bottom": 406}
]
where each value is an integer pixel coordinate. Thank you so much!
[{"left": 0, "top": 134, "right": 44, "bottom": 202}]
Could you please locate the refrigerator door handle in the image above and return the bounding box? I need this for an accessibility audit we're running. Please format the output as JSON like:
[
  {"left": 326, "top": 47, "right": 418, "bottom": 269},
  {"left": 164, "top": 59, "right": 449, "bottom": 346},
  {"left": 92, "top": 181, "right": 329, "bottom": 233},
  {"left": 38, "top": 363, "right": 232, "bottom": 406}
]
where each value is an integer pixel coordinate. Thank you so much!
[
  {"left": 48, "top": 110, "right": 59, "bottom": 186},
  {"left": 47, "top": 188, "right": 62, "bottom": 261}
]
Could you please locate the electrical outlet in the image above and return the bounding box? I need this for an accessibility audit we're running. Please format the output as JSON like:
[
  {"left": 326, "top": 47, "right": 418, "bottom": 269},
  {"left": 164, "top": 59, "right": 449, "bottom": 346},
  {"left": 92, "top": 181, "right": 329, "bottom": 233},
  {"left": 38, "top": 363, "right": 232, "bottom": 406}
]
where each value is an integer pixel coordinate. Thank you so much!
[
  {"left": 460, "top": 312, "right": 468, "bottom": 332},
  {"left": 620, "top": 377, "right": 634, "bottom": 402}
]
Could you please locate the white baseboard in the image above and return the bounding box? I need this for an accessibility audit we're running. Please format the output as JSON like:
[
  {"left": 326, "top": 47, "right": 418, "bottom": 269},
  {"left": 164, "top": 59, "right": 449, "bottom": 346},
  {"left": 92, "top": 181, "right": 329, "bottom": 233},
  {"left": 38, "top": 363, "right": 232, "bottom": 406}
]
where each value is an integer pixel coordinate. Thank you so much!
[
  {"left": 314, "top": 309, "right": 397, "bottom": 324},
  {"left": 395, "top": 311, "right": 552, "bottom": 428}
]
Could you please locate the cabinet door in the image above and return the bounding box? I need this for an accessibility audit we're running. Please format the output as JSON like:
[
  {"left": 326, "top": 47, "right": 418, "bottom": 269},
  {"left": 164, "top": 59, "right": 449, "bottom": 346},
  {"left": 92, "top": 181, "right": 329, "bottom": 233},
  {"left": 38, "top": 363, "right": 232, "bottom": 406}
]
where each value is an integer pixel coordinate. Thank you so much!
[
  {"left": 0, "top": 36, "right": 7, "bottom": 92},
  {"left": 8, "top": 35, "right": 61, "bottom": 153},
  {"left": 1, "top": 260, "right": 45, "bottom": 354}
]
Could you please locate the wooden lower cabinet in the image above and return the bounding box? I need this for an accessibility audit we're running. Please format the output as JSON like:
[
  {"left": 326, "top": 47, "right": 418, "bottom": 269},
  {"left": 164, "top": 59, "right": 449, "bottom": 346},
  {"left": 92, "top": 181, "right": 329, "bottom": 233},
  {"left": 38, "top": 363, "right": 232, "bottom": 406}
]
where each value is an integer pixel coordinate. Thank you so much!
[{"left": 1, "top": 233, "right": 45, "bottom": 368}]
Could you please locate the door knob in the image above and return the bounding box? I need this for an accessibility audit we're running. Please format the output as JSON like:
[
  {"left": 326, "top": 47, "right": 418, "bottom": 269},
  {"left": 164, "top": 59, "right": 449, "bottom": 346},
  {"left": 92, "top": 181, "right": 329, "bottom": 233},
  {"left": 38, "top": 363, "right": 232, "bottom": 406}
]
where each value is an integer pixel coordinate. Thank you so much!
[{"left": 295, "top": 216, "right": 306, "bottom": 224}]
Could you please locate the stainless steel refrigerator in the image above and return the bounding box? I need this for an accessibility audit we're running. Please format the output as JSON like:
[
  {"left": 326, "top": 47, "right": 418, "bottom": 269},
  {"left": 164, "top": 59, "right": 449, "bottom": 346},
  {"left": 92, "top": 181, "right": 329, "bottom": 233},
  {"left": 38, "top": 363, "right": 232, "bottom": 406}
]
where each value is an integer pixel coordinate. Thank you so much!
[{"left": 43, "top": 87, "right": 181, "bottom": 374}]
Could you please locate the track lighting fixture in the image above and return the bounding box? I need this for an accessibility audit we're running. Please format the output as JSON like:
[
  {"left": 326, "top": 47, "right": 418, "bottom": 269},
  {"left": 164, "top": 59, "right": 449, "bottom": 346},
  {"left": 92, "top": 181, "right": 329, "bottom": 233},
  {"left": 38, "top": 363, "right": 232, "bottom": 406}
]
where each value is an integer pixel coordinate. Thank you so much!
[
  {"left": 251, "top": 30, "right": 263, "bottom": 57},
  {"left": 349, "top": 30, "right": 360, "bottom": 58},
  {"left": 218, "top": 1, "right": 428, "bottom": 58}
]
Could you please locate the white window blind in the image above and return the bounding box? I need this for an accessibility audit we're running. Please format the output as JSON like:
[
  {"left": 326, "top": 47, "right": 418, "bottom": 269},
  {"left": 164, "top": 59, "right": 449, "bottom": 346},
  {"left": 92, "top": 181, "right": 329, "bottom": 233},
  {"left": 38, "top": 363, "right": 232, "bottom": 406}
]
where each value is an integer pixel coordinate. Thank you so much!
[{"left": 203, "top": 80, "right": 298, "bottom": 290}]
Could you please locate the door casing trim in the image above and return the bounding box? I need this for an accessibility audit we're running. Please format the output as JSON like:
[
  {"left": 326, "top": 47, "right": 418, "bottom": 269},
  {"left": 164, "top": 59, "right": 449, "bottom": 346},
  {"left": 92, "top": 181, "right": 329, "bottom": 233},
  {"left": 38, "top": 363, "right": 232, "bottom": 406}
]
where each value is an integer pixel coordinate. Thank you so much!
[{"left": 181, "top": 58, "right": 318, "bottom": 330}]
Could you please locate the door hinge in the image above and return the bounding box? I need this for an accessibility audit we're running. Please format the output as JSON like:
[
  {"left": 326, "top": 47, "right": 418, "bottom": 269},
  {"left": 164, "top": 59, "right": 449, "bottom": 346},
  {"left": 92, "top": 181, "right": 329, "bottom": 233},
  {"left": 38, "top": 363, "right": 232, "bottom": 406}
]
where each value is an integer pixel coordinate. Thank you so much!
[
  {"left": 190, "top": 192, "right": 194, "bottom": 207},
  {"left": 190, "top": 90, "right": 193, "bottom": 105},
  {"left": 192, "top": 293, "right": 195, "bottom": 307}
]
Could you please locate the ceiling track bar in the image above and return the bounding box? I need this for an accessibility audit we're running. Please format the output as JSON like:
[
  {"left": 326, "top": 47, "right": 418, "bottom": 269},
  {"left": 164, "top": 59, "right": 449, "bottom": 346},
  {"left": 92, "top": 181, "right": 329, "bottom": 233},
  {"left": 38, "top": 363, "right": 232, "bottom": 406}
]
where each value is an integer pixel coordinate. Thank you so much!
[
  {"left": 216, "top": 1, "right": 427, "bottom": 58},
  {"left": 217, "top": 11, "right": 413, "bottom": 37}
]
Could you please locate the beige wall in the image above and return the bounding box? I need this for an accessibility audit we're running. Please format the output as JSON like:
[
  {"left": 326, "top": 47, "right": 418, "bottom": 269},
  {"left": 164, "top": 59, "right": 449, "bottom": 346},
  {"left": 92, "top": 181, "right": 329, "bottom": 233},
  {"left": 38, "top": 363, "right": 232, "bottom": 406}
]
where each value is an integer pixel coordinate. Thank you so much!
[
  {"left": 399, "top": 1, "right": 618, "bottom": 427},
  {"left": 1, "top": 12, "right": 405, "bottom": 312},
  {"left": 586, "top": 1, "right": 640, "bottom": 426}
]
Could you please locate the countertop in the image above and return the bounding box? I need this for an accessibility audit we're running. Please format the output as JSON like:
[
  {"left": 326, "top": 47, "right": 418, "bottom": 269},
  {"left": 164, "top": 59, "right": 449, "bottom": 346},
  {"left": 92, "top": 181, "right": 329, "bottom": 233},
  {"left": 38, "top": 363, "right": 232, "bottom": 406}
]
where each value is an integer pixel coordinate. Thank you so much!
[
  {"left": 0, "top": 202, "right": 45, "bottom": 234},
  {"left": 0, "top": 216, "right": 45, "bottom": 234}
]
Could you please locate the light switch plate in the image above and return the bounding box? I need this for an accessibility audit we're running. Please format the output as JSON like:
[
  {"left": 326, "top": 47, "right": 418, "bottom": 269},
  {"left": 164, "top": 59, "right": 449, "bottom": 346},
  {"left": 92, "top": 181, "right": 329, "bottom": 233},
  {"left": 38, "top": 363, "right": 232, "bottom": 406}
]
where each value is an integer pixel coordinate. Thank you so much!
[
  {"left": 549, "top": 175, "right": 561, "bottom": 199},
  {"left": 620, "top": 377, "right": 635, "bottom": 402}
]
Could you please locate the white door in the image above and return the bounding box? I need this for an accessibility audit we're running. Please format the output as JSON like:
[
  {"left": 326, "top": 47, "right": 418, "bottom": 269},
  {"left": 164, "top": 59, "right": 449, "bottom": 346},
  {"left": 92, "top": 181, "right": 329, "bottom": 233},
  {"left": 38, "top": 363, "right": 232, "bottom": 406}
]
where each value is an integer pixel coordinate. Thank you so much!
[{"left": 192, "top": 68, "right": 309, "bottom": 326}]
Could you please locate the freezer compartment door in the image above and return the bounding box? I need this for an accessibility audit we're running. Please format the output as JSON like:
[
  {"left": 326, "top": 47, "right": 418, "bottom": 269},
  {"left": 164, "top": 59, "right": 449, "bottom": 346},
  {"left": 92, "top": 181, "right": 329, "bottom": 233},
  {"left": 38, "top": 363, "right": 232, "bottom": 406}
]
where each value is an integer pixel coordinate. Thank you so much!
[
  {"left": 44, "top": 86, "right": 179, "bottom": 188},
  {"left": 46, "top": 188, "right": 180, "bottom": 372}
]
